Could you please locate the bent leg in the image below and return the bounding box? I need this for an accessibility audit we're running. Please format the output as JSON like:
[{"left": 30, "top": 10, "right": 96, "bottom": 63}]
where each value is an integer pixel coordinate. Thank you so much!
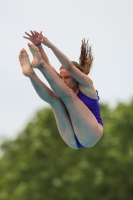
[
  {"left": 19, "top": 49, "right": 78, "bottom": 149},
  {"left": 62, "top": 95, "right": 103, "bottom": 147}
]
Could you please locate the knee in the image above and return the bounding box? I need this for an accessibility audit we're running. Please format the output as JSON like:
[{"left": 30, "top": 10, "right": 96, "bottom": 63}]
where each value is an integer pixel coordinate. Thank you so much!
[{"left": 83, "top": 132, "right": 103, "bottom": 148}]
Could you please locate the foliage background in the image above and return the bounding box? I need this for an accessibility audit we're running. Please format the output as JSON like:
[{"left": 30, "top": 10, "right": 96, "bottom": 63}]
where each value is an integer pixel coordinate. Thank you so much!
[{"left": 0, "top": 100, "right": 133, "bottom": 200}]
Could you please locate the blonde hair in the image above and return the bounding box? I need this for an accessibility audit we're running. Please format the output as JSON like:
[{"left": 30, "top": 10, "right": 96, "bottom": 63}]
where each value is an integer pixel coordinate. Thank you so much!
[{"left": 60, "top": 38, "right": 93, "bottom": 75}]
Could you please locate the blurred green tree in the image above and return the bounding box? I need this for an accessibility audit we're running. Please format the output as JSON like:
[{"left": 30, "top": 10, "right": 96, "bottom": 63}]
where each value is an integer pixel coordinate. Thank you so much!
[{"left": 0, "top": 100, "right": 133, "bottom": 200}]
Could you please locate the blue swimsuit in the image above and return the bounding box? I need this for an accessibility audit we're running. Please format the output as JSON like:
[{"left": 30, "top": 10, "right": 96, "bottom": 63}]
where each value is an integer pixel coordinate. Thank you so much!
[{"left": 75, "top": 90, "right": 103, "bottom": 148}]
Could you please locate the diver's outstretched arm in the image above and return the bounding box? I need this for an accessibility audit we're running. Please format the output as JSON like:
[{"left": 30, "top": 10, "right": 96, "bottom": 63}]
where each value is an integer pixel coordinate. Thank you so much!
[{"left": 38, "top": 32, "right": 93, "bottom": 87}]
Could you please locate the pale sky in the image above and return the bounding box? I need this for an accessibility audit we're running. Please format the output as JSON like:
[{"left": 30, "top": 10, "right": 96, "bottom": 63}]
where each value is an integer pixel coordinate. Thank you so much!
[{"left": 0, "top": 0, "right": 133, "bottom": 139}]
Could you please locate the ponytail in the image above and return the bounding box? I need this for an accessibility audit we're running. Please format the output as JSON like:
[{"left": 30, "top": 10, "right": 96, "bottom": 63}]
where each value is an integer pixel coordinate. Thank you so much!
[
  {"left": 79, "top": 38, "right": 93, "bottom": 75},
  {"left": 60, "top": 38, "right": 93, "bottom": 75}
]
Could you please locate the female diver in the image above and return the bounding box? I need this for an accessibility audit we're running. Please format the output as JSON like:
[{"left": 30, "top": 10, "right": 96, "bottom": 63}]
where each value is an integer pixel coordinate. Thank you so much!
[{"left": 19, "top": 31, "right": 103, "bottom": 149}]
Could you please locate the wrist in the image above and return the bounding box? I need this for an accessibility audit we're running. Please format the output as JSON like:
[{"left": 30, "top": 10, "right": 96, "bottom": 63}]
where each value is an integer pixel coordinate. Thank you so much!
[{"left": 35, "top": 43, "right": 41, "bottom": 46}]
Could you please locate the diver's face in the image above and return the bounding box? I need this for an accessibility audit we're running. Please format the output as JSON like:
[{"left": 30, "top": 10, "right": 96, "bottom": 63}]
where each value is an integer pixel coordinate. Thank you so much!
[{"left": 60, "top": 69, "right": 78, "bottom": 90}]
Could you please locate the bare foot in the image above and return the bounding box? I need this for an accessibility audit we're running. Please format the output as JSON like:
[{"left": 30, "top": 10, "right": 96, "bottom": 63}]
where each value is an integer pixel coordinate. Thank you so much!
[
  {"left": 19, "top": 49, "right": 34, "bottom": 77},
  {"left": 28, "top": 43, "right": 43, "bottom": 68}
]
